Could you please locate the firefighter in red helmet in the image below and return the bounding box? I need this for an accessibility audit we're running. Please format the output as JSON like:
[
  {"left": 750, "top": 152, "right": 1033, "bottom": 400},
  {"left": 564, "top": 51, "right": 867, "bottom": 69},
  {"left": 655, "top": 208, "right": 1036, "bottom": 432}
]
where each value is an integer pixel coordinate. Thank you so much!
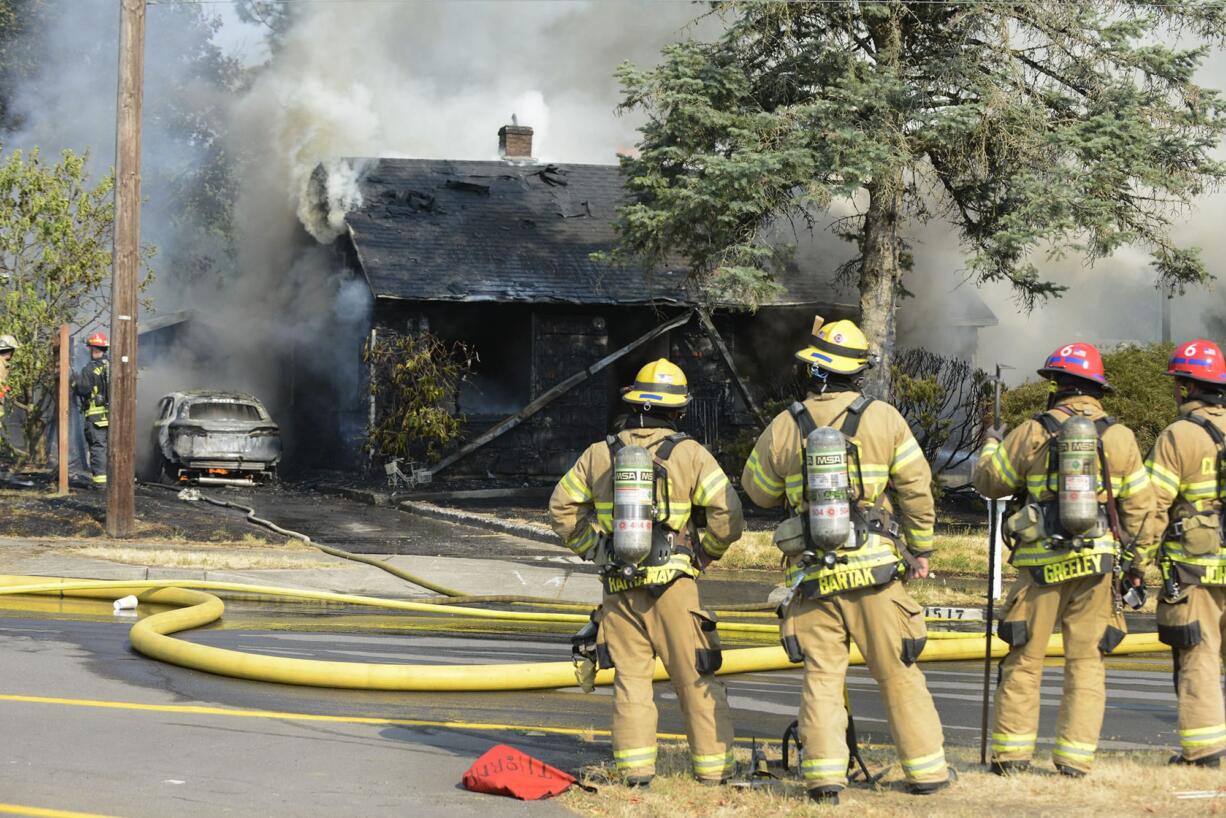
[
  {"left": 973, "top": 342, "right": 1154, "bottom": 777},
  {"left": 1144, "top": 339, "right": 1226, "bottom": 768},
  {"left": 74, "top": 332, "right": 110, "bottom": 488}
]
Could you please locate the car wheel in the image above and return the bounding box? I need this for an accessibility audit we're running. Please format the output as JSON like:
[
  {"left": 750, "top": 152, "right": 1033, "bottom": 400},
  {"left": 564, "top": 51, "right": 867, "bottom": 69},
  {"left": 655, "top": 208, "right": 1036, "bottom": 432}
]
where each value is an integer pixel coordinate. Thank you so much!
[{"left": 157, "top": 455, "right": 177, "bottom": 485}]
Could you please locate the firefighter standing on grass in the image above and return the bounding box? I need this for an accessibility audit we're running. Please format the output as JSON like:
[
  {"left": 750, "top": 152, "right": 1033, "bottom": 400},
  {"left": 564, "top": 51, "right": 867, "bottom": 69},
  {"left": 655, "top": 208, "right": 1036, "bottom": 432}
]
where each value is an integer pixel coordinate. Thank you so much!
[
  {"left": 74, "top": 332, "right": 110, "bottom": 488},
  {"left": 1144, "top": 339, "right": 1226, "bottom": 769},
  {"left": 973, "top": 342, "right": 1153, "bottom": 777},
  {"left": 741, "top": 316, "right": 950, "bottom": 805},
  {"left": 549, "top": 359, "right": 744, "bottom": 788}
]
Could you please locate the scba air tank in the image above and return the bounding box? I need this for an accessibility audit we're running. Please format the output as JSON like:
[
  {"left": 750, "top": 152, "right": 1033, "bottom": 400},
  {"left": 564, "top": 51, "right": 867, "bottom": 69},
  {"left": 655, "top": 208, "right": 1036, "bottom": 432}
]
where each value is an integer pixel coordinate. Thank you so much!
[
  {"left": 612, "top": 445, "right": 655, "bottom": 565},
  {"left": 805, "top": 426, "right": 852, "bottom": 550},
  {"left": 1057, "top": 415, "right": 1100, "bottom": 536}
]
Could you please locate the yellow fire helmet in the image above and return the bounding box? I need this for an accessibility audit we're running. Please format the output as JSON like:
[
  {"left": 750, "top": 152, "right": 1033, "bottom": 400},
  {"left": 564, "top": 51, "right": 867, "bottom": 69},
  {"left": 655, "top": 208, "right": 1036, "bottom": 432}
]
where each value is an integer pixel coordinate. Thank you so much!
[
  {"left": 794, "top": 316, "right": 872, "bottom": 375},
  {"left": 0, "top": 334, "right": 16, "bottom": 352},
  {"left": 623, "top": 358, "right": 691, "bottom": 408}
]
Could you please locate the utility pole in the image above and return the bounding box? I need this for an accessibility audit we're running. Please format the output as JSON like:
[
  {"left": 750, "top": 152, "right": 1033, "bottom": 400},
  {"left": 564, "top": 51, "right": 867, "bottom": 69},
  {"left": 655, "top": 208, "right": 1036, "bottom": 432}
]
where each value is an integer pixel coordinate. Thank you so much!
[
  {"left": 1160, "top": 286, "right": 1172, "bottom": 345},
  {"left": 107, "top": 0, "right": 146, "bottom": 537},
  {"left": 57, "top": 324, "right": 69, "bottom": 495}
]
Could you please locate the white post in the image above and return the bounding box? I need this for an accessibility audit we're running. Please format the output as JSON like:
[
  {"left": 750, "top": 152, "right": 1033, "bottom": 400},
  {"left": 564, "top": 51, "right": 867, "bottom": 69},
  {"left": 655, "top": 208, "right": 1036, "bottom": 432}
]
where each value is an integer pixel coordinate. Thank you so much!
[{"left": 989, "top": 499, "right": 1005, "bottom": 601}]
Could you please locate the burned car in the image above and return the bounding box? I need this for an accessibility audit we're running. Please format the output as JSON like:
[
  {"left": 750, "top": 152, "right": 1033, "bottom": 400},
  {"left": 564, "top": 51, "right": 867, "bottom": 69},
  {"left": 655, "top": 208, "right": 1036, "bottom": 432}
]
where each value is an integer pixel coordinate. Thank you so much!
[{"left": 147, "top": 391, "right": 281, "bottom": 485}]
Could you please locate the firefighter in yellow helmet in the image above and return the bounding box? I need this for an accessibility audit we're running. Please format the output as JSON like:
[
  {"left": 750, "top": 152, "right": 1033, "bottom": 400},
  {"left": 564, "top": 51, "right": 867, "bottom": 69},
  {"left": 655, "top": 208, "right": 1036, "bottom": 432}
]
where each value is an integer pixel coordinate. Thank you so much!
[
  {"left": 742, "top": 317, "right": 950, "bottom": 805},
  {"left": 974, "top": 343, "right": 1154, "bottom": 777},
  {"left": 74, "top": 332, "right": 110, "bottom": 488},
  {"left": 549, "top": 358, "right": 744, "bottom": 787},
  {"left": 1144, "top": 339, "right": 1226, "bottom": 768}
]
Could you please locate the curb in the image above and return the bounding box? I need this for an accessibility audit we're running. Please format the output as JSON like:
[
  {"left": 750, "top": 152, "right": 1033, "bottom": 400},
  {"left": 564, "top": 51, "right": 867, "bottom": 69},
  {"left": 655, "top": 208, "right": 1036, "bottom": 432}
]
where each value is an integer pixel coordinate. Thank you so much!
[
  {"left": 398, "top": 500, "right": 557, "bottom": 545},
  {"left": 315, "top": 483, "right": 556, "bottom": 545},
  {"left": 314, "top": 484, "right": 390, "bottom": 507}
]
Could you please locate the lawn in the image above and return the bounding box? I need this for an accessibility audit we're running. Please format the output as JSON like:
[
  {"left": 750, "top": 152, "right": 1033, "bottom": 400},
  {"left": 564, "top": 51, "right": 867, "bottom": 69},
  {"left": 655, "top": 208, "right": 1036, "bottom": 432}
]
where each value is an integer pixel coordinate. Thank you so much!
[{"left": 563, "top": 741, "right": 1223, "bottom": 817}]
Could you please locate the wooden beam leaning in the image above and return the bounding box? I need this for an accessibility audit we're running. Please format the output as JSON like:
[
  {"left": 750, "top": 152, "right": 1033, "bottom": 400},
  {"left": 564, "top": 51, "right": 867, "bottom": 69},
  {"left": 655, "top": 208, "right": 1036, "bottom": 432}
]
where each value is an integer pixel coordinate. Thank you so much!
[
  {"left": 429, "top": 309, "right": 695, "bottom": 477},
  {"left": 696, "top": 309, "right": 767, "bottom": 428}
]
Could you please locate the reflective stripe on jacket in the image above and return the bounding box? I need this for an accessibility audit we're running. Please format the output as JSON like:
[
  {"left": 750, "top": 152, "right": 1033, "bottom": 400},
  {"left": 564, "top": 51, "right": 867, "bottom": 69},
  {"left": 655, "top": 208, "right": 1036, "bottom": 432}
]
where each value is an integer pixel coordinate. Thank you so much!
[{"left": 74, "top": 359, "right": 109, "bottom": 427}]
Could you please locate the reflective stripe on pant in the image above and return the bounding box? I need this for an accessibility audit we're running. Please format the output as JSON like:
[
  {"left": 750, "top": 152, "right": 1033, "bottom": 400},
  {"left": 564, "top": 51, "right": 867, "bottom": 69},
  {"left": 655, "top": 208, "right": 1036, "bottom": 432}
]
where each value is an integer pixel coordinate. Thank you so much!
[
  {"left": 84, "top": 423, "right": 107, "bottom": 484},
  {"left": 1158, "top": 585, "right": 1226, "bottom": 762},
  {"left": 784, "top": 581, "right": 947, "bottom": 788},
  {"left": 599, "top": 577, "right": 733, "bottom": 781},
  {"left": 992, "top": 571, "right": 1117, "bottom": 772}
]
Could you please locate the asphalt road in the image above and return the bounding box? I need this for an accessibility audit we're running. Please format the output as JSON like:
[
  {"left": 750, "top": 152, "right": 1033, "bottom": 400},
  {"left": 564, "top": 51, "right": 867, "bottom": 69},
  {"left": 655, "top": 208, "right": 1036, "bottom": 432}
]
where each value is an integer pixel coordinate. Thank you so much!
[{"left": 0, "top": 598, "right": 1184, "bottom": 818}]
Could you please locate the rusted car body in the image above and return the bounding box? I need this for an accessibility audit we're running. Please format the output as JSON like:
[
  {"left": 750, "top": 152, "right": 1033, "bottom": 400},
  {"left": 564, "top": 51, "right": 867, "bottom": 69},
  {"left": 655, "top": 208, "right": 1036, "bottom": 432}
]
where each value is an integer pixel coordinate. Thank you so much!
[{"left": 149, "top": 391, "right": 281, "bottom": 485}]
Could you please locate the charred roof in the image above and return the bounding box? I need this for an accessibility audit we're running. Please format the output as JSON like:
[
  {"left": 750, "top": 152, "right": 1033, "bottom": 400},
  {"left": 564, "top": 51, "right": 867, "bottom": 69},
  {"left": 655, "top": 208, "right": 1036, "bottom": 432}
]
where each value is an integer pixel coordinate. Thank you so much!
[
  {"left": 333, "top": 157, "right": 994, "bottom": 327},
  {"left": 336, "top": 159, "right": 832, "bottom": 308}
]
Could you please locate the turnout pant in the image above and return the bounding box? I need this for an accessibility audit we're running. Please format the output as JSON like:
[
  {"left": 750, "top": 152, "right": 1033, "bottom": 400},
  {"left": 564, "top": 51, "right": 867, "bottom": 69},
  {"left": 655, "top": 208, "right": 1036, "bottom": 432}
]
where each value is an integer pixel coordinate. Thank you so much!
[
  {"left": 1157, "top": 585, "right": 1226, "bottom": 763},
  {"left": 84, "top": 423, "right": 107, "bottom": 485},
  {"left": 992, "top": 571, "right": 1121, "bottom": 773},
  {"left": 781, "top": 581, "right": 948, "bottom": 790},
  {"left": 596, "top": 577, "right": 733, "bottom": 781}
]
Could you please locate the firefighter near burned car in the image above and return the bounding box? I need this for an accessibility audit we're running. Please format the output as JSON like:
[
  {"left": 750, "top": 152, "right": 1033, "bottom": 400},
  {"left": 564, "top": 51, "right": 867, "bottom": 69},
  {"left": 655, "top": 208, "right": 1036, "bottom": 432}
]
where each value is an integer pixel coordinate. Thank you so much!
[
  {"left": 549, "top": 358, "right": 745, "bottom": 788},
  {"left": 1144, "top": 339, "right": 1226, "bottom": 769},
  {"left": 74, "top": 332, "right": 110, "bottom": 488},
  {"left": 973, "top": 342, "right": 1155, "bottom": 778},
  {"left": 741, "top": 316, "right": 951, "bottom": 805}
]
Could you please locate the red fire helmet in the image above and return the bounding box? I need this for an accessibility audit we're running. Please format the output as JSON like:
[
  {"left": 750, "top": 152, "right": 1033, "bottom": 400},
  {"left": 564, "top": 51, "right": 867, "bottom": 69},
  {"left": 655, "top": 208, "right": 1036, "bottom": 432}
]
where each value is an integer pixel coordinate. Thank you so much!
[
  {"left": 85, "top": 332, "right": 109, "bottom": 349},
  {"left": 1037, "top": 342, "right": 1109, "bottom": 388},
  {"left": 1166, "top": 339, "right": 1226, "bottom": 386}
]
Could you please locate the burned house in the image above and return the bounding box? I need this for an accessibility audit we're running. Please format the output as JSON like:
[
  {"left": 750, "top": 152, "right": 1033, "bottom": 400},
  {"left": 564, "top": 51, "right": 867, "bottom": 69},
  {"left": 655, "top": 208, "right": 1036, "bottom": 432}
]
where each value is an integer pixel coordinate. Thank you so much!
[{"left": 324, "top": 126, "right": 996, "bottom": 478}]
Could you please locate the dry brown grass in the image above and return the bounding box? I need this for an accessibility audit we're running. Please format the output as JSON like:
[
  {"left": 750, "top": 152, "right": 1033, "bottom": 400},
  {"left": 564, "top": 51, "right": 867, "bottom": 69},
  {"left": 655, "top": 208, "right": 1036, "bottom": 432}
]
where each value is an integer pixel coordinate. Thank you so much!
[
  {"left": 562, "top": 742, "right": 1224, "bottom": 817},
  {"left": 717, "top": 529, "right": 1012, "bottom": 579},
  {"left": 65, "top": 543, "right": 336, "bottom": 571}
]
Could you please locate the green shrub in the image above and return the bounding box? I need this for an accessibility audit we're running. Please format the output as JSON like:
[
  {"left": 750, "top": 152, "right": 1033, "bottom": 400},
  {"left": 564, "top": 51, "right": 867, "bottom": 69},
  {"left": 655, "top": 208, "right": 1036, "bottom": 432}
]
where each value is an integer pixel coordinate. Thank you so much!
[{"left": 364, "top": 331, "right": 475, "bottom": 463}]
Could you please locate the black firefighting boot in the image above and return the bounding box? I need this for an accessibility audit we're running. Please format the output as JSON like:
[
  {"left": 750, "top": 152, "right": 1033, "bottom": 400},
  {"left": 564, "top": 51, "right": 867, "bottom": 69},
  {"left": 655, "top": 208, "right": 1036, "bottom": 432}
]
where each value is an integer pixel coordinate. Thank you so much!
[
  {"left": 1055, "top": 764, "right": 1086, "bottom": 779},
  {"left": 908, "top": 765, "right": 956, "bottom": 795},
  {"left": 624, "top": 775, "right": 653, "bottom": 789},
  {"left": 807, "top": 785, "right": 842, "bottom": 806},
  {"left": 1169, "top": 753, "right": 1222, "bottom": 769},
  {"left": 990, "top": 760, "right": 1031, "bottom": 776}
]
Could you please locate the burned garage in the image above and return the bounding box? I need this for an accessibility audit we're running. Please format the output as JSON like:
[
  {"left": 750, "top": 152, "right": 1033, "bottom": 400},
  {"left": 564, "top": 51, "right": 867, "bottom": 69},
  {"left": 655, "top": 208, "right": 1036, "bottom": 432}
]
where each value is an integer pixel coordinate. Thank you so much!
[{"left": 310, "top": 125, "right": 996, "bottom": 479}]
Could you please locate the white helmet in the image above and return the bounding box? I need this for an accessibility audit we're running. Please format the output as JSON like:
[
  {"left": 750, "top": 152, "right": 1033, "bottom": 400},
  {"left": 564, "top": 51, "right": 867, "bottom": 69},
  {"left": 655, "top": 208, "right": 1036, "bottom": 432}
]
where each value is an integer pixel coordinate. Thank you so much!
[{"left": 0, "top": 334, "right": 16, "bottom": 352}]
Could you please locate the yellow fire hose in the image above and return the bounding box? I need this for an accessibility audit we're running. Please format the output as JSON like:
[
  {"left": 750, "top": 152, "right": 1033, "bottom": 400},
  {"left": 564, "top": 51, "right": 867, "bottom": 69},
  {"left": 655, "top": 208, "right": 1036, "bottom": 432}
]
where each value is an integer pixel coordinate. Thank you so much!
[{"left": 0, "top": 575, "right": 1168, "bottom": 692}]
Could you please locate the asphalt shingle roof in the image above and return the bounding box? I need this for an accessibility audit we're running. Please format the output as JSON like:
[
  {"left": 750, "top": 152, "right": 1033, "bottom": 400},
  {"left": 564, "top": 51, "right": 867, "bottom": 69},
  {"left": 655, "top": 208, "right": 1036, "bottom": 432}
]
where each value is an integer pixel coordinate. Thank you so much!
[
  {"left": 342, "top": 159, "right": 694, "bottom": 305},
  {"left": 338, "top": 157, "right": 995, "bottom": 326}
]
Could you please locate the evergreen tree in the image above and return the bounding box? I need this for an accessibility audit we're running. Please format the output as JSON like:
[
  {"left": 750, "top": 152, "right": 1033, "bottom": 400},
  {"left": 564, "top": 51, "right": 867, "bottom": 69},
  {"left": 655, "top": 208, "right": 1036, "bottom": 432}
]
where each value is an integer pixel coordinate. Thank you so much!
[{"left": 611, "top": 1, "right": 1226, "bottom": 396}]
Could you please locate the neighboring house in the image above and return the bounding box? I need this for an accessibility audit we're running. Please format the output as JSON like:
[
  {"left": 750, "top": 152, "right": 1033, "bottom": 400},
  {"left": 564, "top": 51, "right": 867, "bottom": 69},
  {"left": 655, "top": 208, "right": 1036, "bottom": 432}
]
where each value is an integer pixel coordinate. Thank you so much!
[{"left": 317, "top": 124, "right": 997, "bottom": 478}]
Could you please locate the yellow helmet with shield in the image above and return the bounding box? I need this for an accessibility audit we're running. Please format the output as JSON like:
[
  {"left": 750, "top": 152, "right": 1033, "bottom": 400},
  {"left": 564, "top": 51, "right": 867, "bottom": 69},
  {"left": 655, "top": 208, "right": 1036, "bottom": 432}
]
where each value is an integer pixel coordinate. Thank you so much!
[
  {"left": 795, "top": 316, "right": 871, "bottom": 375},
  {"left": 622, "top": 359, "right": 691, "bottom": 408}
]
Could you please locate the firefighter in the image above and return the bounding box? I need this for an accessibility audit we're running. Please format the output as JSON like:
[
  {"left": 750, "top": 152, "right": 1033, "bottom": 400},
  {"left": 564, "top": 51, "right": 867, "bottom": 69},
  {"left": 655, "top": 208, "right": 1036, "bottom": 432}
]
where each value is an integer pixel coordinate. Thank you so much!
[
  {"left": 549, "top": 359, "right": 744, "bottom": 787},
  {"left": 1144, "top": 339, "right": 1226, "bottom": 769},
  {"left": 974, "top": 342, "right": 1153, "bottom": 777},
  {"left": 742, "top": 316, "right": 950, "bottom": 805},
  {"left": 74, "top": 332, "right": 110, "bottom": 488},
  {"left": 0, "top": 334, "right": 15, "bottom": 424}
]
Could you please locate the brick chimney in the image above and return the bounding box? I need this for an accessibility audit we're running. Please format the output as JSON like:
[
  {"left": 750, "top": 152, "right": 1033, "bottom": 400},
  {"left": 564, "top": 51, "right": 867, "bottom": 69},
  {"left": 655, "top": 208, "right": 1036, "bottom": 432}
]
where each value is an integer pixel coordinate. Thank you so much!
[{"left": 498, "top": 122, "right": 534, "bottom": 160}]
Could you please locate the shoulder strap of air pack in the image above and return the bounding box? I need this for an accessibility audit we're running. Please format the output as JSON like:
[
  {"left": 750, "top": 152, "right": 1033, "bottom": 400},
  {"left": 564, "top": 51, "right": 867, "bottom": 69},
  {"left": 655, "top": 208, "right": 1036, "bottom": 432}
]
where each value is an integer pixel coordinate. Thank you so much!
[
  {"left": 1182, "top": 414, "right": 1226, "bottom": 501},
  {"left": 606, "top": 434, "right": 623, "bottom": 458},
  {"left": 788, "top": 402, "right": 817, "bottom": 439},
  {"left": 839, "top": 395, "right": 874, "bottom": 438},
  {"left": 654, "top": 432, "right": 690, "bottom": 461}
]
